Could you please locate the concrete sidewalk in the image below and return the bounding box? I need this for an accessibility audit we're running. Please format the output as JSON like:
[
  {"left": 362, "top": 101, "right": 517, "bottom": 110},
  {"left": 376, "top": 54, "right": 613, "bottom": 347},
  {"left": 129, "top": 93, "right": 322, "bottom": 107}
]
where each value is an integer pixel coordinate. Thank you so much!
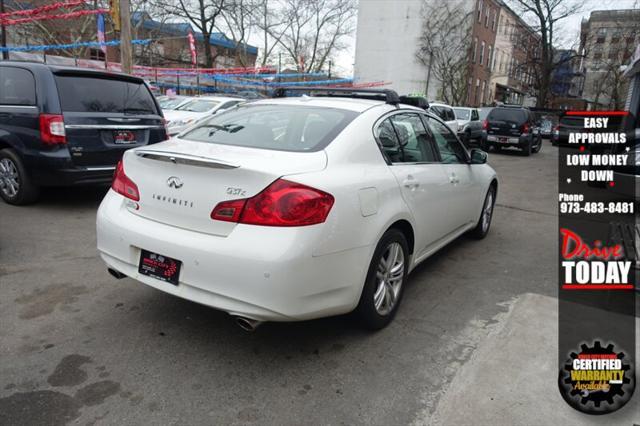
[{"left": 429, "top": 293, "right": 639, "bottom": 426}]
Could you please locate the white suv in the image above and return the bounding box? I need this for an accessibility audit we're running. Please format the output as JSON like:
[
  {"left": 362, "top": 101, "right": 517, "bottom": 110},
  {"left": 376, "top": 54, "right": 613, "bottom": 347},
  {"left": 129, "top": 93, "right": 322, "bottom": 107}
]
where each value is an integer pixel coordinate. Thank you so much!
[{"left": 97, "top": 89, "right": 497, "bottom": 330}]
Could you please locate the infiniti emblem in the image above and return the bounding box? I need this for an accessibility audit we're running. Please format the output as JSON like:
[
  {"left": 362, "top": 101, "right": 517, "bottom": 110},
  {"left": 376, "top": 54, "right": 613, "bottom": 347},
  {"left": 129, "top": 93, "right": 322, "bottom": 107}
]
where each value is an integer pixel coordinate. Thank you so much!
[{"left": 167, "top": 176, "right": 183, "bottom": 189}]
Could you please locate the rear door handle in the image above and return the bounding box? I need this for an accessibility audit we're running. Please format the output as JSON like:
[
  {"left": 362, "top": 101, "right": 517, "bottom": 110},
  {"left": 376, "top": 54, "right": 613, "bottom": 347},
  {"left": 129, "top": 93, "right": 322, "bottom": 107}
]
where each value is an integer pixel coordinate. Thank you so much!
[{"left": 402, "top": 175, "right": 419, "bottom": 190}]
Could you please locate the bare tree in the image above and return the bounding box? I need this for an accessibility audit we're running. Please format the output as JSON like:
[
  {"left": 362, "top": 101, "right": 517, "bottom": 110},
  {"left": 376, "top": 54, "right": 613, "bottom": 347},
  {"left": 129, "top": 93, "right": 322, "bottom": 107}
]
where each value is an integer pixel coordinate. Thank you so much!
[
  {"left": 217, "top": 0, "right": 264, "bottom": 67},
  {"left": 506, "top": 0, "right": 583, "bottom": 108},
  {"left": 416, "top": 0, "right": 473, "bottom": 105},
  {"left": 255, "top": 0, "right": 291, "bottom": 68},
  {"left": 273, "top": 0, "right": 356, "bottom": 73},
  {"left": 152, "top": 0, "right": 226, "bottom": 68}
]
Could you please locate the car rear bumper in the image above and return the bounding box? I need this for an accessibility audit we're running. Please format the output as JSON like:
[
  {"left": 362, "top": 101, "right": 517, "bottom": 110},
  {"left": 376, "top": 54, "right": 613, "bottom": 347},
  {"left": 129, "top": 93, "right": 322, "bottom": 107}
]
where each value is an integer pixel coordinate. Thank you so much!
[
  {"left": 96, "top": 190, "right": 371, "bottom": 322},
  {"left": 31, "top": 165, "right": 115, "bottom": 186}
]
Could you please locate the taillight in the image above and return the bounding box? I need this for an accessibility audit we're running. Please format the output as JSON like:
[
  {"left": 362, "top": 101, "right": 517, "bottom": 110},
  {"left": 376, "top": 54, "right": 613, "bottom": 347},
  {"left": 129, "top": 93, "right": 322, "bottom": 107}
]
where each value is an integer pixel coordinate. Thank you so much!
[
  {"left": 39, "top": 114, "right": 66, "bottom": 145},
  {"left": 111, "top": 160, "right": 140, "bottom": 201},
  {"left": 553, "top": 125, "right": 560, "bottom": 134},
  {"left": 521, "top": 122, "right": 530, "bottom": 134},
  {"left": 211, "top": 179, "right": 334, "bottom": 226},
  {"left": 482, "top": 119, "right": 488, "bottom": 130}
]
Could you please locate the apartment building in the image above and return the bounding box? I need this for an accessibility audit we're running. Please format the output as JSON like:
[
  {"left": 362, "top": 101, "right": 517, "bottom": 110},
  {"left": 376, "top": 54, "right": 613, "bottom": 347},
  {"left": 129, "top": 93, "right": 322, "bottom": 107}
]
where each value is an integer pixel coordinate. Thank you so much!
[
  {"left": 354, "top": 0, "right": 540, "bottom": 107},
  {"left": 580, "top": 9, "right": 640, "bottom": 109},
  {"left": 489, "top": 2, "right": 540, "bottom": 106},
  {"left": 467, "top": 0, "right": 499, "bottom": 107}
]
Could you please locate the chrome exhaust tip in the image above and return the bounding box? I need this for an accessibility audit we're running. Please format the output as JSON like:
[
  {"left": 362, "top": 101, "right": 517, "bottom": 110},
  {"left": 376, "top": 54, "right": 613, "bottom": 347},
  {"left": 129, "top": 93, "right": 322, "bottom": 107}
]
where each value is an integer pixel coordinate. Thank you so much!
[
  {"left": 234, "top": 316, "right": 263, "bottom": 332},
  {"left": 107, "top": 268, "right": 126, "bottom": 280}
]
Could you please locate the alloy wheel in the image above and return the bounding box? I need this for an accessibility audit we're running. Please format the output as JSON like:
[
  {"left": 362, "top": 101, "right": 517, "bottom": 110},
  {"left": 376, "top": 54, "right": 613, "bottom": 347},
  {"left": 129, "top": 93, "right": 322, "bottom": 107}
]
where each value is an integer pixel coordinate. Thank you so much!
[
  {"left": 373, "top": 242, "right": 405, "bottom": 315},
  {"left": 0, "top": 158, "right": 19, "bottom": 198},
  {"left": 482, "top": 191, "right": 494, "bottom": 232}
]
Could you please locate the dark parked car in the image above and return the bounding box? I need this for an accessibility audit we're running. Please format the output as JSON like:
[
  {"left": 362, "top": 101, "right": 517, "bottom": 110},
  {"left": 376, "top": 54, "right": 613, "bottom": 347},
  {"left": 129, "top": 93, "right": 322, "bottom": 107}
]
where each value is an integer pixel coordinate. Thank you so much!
[
  {"left": 481, "top": 106, "right": 542, "bottom": 156},
  {"left": 0, "top": 62, "right": 167, "bottom": 205}
]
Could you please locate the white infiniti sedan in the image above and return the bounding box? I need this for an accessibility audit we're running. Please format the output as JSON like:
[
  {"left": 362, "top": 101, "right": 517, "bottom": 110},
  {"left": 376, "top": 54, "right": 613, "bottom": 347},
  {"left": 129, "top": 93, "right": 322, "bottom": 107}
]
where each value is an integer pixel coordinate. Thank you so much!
[{"left": 97, "top": 90, "right": 498, "bottom": 331}]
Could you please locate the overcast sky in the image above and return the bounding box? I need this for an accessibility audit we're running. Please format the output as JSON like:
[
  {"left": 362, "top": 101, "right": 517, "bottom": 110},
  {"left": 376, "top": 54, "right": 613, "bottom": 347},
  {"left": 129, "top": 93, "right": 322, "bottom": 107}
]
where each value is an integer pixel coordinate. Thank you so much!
[{"left": 335, "top": 0, "right": 640, "bottom": 79}]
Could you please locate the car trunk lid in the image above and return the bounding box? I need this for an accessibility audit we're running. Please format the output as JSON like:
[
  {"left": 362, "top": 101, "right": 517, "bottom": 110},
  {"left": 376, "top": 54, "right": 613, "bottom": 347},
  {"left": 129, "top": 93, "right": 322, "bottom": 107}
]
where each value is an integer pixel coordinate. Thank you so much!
[{"left": 122, "top": 138, "right": 327, "bottom": 237}]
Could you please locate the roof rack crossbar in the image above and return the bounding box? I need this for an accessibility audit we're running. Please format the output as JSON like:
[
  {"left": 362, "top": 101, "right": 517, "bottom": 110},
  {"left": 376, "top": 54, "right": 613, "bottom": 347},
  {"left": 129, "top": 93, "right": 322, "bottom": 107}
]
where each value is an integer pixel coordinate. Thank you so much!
[{"left": 273, "top": 87, "right": 400, "bottom": 105}]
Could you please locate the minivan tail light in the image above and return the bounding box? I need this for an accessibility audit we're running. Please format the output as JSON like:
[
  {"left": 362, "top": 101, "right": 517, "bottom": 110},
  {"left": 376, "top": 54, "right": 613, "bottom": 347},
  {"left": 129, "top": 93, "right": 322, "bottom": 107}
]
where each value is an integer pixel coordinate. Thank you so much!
[
  {"left": 39, "top": 114, "right": 66, "bottom": 145},
  {"left": 482, "top": 119, "right": 488, "bottom": 130},
  {"left": 211, "top": 179, "right": 334, "bottom": 226},
  {"left": 521, "top": 122, "right": 530, "bottom": 134},
  {"left": 111, "top": 160, "right": 140, "bottom": 201}
]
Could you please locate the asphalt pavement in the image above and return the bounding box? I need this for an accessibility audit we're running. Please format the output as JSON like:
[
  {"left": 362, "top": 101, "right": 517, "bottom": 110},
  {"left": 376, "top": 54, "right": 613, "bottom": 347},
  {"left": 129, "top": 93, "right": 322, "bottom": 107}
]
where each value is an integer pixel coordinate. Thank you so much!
[{"left": 0, "top": 141, "right": 584, "bottom": 425}]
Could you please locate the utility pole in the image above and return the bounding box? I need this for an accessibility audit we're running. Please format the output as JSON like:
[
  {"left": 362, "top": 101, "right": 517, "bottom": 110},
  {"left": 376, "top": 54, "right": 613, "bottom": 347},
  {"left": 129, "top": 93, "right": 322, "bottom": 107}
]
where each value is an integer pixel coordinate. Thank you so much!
[
  {"left": 119, "top": 0, "right": 132, "bottom": 74},
  {"left": 424, "top": 50, "right": 433, "bottom": 98},
  {"left": 0, "top": 0, "right": 8, "bottom": 60},
  {"left": 328, "top": 60, "right": 332, "bottom": 79}
]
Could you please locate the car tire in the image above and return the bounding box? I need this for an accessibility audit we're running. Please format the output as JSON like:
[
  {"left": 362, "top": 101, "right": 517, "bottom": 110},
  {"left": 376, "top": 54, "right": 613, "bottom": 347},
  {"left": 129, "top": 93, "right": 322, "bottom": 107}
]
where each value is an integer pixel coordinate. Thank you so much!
[
  {"left": 462, "top": 130, "right": 471, "bottom": 147},
  {"left": 533, "top": 136, "right": 542, "bottom": 153},
  {"left": 356, "top": 229, "right": 409, "bottom": 330},
  {"left": 469, "top": 185, "right": 496, "bottom": 240},
  {"left": 0, "top": 148, "right": 39, "bottom": 205},
  {"left": 521, "top": 140, "right": 532, "bottom": 156}
]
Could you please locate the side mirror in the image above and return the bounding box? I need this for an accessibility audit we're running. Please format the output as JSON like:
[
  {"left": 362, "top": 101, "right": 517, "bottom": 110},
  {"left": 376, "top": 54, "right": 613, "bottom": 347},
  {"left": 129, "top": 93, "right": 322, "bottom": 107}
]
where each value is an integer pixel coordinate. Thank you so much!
[{"left": 470, "top": 148, "right": 487, "bottom": 164}]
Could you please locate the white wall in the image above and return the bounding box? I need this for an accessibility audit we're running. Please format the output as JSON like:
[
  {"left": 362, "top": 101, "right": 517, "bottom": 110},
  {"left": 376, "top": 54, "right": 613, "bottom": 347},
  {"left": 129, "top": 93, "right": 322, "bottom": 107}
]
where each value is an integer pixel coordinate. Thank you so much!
[{"left": 354, "top": 0, "right": 435, "bottom": 97}]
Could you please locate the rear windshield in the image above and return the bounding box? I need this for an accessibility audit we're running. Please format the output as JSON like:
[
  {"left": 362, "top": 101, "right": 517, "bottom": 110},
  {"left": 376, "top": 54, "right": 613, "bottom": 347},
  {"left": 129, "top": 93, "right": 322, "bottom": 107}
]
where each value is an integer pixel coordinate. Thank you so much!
[
  {"left": 453, "top": 108, "right": 470, "bottom": 120},
  {"left": 180, "top": 104, "right": 358, "bottom": 152},
  {"left": 55, "top": 75, "right": 158, "bottom": 114},
  {"left": 487, "top": 108, "right": 527, "bottom": 123},
  {"left": 176, "top": 99, "right": 219, "bottom": 112},
  {"left": 158, "top": 96, "right": 187, "bottom": 110}
]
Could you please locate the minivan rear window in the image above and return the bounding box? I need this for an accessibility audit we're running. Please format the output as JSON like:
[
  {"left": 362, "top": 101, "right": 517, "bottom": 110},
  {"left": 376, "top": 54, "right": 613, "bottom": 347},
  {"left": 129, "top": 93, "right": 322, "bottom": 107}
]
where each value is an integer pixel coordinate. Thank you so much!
[
  {"left": 488, "top": 108, "right": 527, "bottom": 123},
  {"left": 180, "top": 104, "right": 358, "bottom": 152},
  {"left": 54, "top": 75, "right": 158, "bottom": 114}
]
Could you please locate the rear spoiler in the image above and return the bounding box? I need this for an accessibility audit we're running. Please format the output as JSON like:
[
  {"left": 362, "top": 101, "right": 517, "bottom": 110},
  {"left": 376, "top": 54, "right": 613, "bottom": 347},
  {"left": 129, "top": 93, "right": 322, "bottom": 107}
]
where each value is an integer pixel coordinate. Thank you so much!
[{"left": 134, "top": 150, "right": 240, "bottom": 169}]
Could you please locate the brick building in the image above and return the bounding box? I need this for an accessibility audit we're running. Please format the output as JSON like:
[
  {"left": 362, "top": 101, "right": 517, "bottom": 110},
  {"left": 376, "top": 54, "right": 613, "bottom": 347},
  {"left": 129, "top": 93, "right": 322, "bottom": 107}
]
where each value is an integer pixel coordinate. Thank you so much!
[{"left": 467, "top": 0, "right": 499, "bottom": 106}]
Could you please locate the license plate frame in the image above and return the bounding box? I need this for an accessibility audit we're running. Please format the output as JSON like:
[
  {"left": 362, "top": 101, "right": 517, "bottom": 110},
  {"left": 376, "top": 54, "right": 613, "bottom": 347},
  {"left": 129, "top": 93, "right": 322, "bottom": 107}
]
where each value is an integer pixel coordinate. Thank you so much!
[
  {"left": 113, "top": 130, "right": 137, "bottom": 145},
  {"left": 138, "top": 249, "right": 181, "bottom": 285}
]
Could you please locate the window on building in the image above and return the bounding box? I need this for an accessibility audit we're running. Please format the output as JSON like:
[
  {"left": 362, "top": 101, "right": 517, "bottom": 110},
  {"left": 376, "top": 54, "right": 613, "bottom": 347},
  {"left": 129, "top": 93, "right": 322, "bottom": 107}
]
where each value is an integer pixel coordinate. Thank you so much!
[
  {"left": 475, "top": 79, "right": 480, "bottom": 105},
  {"left": 481, "top": 80, "right": 486, "bottom": 104},
  {"left": 487, "top": 45, "right": 493, "bottom": 69},
  {"left": 611, "top": 29, "right": 622, "bottom": 44},
  {"left": 596, "top": 28, "right": 607, "bottom": 43},
  {"left": 492, "top": 10, "right": 497, "bottom": 31},
  {"left": 477, "top": 0, "right": 483, "bottom": 22},
  {"left": 468, "top": 78, "right": 473, "bottom": 104},
  {"left": 608, "top": 49, "right": 618, "bottom": 60},
  {"left": 472, "top": 38, "right": 478, "bottom": 62},
  {"left": 479, "top": 41, "right": 485, "bottom": 65},
  {"left": 89, "top": 48, "right": 105, "bottom": 61},
  {"left": 485, "top": 7, "right": 490, "bottom": 27}
]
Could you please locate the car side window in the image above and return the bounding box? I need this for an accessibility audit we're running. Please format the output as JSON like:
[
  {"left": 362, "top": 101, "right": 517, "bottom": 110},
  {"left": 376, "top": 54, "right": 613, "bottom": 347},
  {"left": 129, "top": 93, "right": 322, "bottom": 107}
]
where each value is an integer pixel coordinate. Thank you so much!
[
  {"left": 425, "top": 117, "right": 468, "bottom": 164},
  {"left": 445, "top": 108, "right": 455, "bottom": 121},
  {"left": 375, "top": 114, "right": 437, "bottom": 163},
  {"left": 0, "top": 67, "right": 36, "bottom": 106},
  {"left": 471, "top": 109, "right": 479, "bottom": 121}
]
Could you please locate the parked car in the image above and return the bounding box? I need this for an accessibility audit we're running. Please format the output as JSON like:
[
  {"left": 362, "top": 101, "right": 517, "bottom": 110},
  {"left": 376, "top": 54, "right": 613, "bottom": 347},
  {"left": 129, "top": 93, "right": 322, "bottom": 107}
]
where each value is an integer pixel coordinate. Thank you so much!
[
  {"left": 428, "top": 102, "right": 459, "bottom": 133},
  {"left": 453, "top": 107, "right": 483, "bottom": 146},
  {"left": 481, "top": 106, "right": 542, "bottom": 155},
  {"left": 164, "top": 96, "right": 245, "bottom": 135},
  {"left": 97, "top": 89, "right": 498, "bottom": 330},
  {"left": 157, "top": 95, "right": 192, "bottom": 111},
  {"left": 0, "top": 62, "right": 167, "bottom": 205}
]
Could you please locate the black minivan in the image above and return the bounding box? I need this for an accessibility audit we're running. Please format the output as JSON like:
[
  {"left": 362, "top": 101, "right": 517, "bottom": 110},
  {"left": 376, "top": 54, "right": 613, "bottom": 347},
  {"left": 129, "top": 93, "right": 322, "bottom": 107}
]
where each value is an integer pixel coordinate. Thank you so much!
[
  {"left": 0, "top": 62, "right": 167, "bottom": 205},
  {"left": 481, "top": 106, "right": 542, "bottom": 156}
]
